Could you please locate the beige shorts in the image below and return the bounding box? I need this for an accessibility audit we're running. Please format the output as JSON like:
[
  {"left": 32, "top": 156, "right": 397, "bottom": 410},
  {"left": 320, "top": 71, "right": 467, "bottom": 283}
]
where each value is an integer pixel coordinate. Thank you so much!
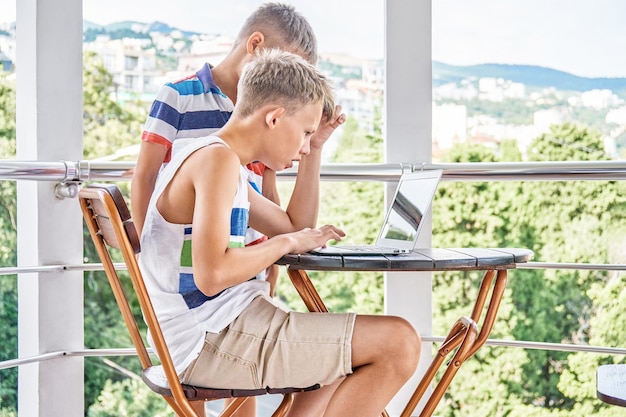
[{"left": 180, "top": 296, "right": 356, "bottom": 389}]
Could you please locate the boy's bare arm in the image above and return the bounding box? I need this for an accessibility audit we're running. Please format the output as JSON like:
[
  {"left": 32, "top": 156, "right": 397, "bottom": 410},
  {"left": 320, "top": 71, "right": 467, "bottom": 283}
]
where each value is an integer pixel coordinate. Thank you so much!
[
  {"left": 130, "top": 141, "right": 169, "bottom": 236},
  {"left": 169, "top": 148, "right": 343, "bottom": 296},
  {"left": 261, "top": 168, "right": 280, "bottom": 205},
  {"left": 286, "top": 106, "right": 346, "bottom": 228}
]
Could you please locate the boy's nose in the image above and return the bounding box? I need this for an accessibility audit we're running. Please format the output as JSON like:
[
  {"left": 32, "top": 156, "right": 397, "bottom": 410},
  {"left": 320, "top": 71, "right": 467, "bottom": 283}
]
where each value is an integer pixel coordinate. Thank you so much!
[{"left": 299, "top": 139, "right": 311, "bottom": 155}]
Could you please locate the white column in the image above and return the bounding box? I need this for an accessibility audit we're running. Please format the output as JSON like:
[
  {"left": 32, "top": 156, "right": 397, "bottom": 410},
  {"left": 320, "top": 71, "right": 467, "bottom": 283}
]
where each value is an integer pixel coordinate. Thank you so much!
[
  {"left": 384, "top": 1, "right": 433, "bottom": 416},
  {"left": 16, "top": 0, "right": 84, "bottom": 416}
]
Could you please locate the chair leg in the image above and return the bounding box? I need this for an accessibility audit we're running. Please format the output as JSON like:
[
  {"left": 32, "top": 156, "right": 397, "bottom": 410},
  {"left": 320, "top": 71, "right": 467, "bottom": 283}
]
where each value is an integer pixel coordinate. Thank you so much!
[
  {"left": 190, "top": 400, "right": 206, "bottom": 417},
  {"left": 219, "top": 398, "right": 248, "bottom": 417},
  {"left": 163, "top": 396, "right": 187, "bottom": 416}
]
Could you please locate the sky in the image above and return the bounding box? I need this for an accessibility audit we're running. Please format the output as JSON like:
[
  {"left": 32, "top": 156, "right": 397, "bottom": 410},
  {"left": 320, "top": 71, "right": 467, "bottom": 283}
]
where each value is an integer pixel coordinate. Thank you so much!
[{"left": 1, "top": 0, "right": 626, "bottom": 78}]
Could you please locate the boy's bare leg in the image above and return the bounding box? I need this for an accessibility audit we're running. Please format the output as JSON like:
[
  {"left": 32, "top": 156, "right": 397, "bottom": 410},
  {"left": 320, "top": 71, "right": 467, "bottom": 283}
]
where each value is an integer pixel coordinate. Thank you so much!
[
  {"left": 281, "top": 379, "right": 343, "bottom": 417},
  {"left": 191, "top": 400, "right": 206, "bottom": 416},
  {"left": 285, "top": 315, "right": 421, "bottom": 417},
  {"left": 265, "top": 264, "right": 280, "bottom": 297}
]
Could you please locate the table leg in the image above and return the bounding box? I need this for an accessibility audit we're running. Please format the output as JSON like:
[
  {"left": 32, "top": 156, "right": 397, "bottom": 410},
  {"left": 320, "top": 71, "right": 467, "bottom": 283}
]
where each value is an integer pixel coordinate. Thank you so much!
[
  {"left": 399, "top": 317, "right": 478, "bottom": 417},
  {"left": 468, "top": 270, "right": 508, "bottom": 357},
  {"left": 287, "top": 269, "right": 329, "bottom": 313},
  {"left": 398, "top": 269, "right": 508, "bottom": 417}
]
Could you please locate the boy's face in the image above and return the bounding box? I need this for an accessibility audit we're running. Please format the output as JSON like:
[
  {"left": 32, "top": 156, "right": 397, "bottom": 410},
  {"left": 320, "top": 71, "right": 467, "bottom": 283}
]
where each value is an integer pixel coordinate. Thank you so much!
[{"left": 265, "top": 102, "right": 323, "bottom": 171}]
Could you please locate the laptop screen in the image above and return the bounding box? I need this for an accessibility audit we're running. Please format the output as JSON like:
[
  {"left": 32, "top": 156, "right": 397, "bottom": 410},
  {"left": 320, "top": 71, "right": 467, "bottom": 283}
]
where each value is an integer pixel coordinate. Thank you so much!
[{"left": 376, "top": 170, "right": 442, "bottom": 249}]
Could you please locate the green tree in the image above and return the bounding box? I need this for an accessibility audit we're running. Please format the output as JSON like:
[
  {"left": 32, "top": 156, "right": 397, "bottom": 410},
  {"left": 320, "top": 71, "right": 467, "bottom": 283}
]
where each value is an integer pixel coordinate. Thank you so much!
[
  {"left": 86, "top": 379, "right": 170, "bottom": 417},
  {"left": 523, "top": 124, "right": 626, "bottom": 414},
  {"left": 82, "top": 50, "right": 146, "bottom": 162},
  {"left": 0, "top": 72, "right": 17, "bottom": 415},
  {"left": 527, "top": 123, "right": 610, "bottom": 161},
  {"left": 432, "top": 124, "right": 626, "bottom": 416},
  {"left": 80, "top": 52, "right": 151, "bottom": 412}
]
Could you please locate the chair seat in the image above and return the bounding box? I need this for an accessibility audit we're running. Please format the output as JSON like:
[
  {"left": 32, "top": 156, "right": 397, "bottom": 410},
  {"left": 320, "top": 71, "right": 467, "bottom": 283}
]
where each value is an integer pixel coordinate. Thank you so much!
[
  {"left": 142, "top": 366, "right": 321, "bottom": 401},
  {"left": 597, "top": 364, "right": 626, "bottom": 407}
]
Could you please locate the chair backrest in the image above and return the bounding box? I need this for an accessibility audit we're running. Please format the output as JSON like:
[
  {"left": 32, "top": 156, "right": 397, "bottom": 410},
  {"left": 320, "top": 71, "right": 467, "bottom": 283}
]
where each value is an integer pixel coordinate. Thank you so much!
[{"left": 79, "top": 183, "right": 200, "bottom": 416}]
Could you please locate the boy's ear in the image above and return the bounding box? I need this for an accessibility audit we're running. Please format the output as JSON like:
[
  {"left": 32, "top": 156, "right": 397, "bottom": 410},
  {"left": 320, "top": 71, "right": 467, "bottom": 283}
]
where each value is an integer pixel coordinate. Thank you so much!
[
  {"left": 265, "top": 107, "right": 286, "bottom": 129},
  {"left": 246, "top": 31, "right": 265, "bottom": 54}
]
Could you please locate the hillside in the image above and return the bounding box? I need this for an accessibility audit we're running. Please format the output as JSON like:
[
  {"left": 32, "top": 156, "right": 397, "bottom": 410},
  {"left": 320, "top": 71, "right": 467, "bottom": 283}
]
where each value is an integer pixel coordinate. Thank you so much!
[
  {"left": 78, "top": 19, "right": 626, "bottom": 97},
  {"left": 433, "top": 61, "right": 626, "bottom": 96},
  {"left": 82, "top": 19, "right": 201, "bottom": 42}
]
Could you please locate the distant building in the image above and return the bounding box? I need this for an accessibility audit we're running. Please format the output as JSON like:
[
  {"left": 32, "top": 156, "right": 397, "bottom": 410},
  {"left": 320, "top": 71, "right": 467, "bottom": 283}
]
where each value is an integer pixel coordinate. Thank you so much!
[
  {"left": 174, "top": 35, "right": 233, "bottom": 77},
  {"left": 434, "top": 81, "right": 478, "bottom": 101},
  {"left": 580, "top": 89, "right": 624, "bottom": 110},
  {"left": 0, "top": 50, "right": 12, "bottom": 72},
  {"left": 433, "top": 103, "right": 467, "bottom": 154},
  {"left": 84, "top": 36, "right": 163, "bottom": 100},
  {"left": 477, "top": 77, "right": 526, "bottom": 102},
  {"left": 361, "top": 59, "right": 384, "bottom": 86},
  {"left": 0, "top": 31, "right": 16, "bottom": 71},
  {"left": 607, "top": 105, "right": 626, "bottom": 126},
  {"left": 478, "top": 77, "right": 498, "bottom": 92},
  {"left": 318, "top": 53, "right": 383, "bottom": 135},
  {"left": 504, "top": 82, "right": 525, "bottom": 99},
  {"left": 603, "top": 135, "right": 619, "bottom": 158},
  {"left": 176, "top": 52, "right": 226, "bottom": 75},
  {"left": 534, "top": 107, "right": 569, "bottom": 134},
  {"left": 337, "top": 78, "right": 380, "bottom": 133}
]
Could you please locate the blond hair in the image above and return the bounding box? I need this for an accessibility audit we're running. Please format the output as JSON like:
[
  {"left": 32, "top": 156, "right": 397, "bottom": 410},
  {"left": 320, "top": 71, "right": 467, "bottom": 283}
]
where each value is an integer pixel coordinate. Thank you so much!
[
  {"left": 235, "top": 49, "right": 335, "bottom": 120},
  {"left": 235, "top": 2, "right": 318, "bottom": 65}
]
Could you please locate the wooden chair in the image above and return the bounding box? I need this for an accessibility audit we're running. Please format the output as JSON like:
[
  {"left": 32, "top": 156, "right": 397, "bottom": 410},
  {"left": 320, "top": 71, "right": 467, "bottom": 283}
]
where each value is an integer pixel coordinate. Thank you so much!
[
  {"left": 597, "top": 363, "right": 626, "bottom": 407},
  {"left": 79, "top": 183, "right": 319, "bottom": 417}
]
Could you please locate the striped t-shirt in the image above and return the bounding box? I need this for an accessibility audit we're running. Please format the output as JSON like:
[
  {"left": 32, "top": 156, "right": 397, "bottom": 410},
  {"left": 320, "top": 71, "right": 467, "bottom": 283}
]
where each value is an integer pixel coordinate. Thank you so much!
[
  {"left": 142, "top": 64, "right": 270, "bottom": 260},
  {"left": 142, "top": 63, "right": 233, "bottom": 163}
]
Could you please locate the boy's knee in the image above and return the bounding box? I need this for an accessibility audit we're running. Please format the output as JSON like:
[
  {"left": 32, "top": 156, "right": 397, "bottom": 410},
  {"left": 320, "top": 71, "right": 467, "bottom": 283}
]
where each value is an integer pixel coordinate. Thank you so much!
[{"left": 391, "top": 317, "right": 421, "bottom": 372}]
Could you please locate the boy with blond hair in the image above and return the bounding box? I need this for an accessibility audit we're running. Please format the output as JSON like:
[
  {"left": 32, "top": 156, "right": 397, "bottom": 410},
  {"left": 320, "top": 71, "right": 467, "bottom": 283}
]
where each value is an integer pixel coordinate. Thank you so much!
[
  {"left": 131, "top": 6, "right": 334, "bottom": 335},
  {"left": 139, "top": 48, "right": 421, "bottom": 417}
]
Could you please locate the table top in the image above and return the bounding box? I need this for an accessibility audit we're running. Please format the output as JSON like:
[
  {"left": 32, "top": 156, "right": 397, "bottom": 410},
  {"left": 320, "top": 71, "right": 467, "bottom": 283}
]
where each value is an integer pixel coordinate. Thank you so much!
[
  {"left": 277, "top": 247, "right": 534, "bottom": 271},
  {"left": 597, "top": 364, "right": 626, "bottom": 407}
]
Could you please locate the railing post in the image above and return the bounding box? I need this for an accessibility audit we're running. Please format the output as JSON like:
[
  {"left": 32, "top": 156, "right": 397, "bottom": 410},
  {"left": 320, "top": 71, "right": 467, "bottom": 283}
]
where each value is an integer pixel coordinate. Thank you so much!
[
  {"left": 385, "top": 0, "right": 433, "bottom": 415},
  {"left": 15, "top": 0, "right": 84, "bottom": 416}
]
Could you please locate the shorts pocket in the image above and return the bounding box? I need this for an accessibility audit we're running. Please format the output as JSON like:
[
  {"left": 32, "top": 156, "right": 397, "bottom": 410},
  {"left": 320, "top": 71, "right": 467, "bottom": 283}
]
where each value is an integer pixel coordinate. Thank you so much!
[{"left": 182, "top": 340, "right": 261, "bottom": 390}]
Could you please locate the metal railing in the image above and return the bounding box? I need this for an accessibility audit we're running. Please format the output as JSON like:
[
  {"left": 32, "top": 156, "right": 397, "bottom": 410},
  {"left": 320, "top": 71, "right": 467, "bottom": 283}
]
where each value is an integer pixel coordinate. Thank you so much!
[
  {"left": 2, "top": 258, "right": 625, "bottom": 372},
  {"left": 1, "top": 159, "right": 626, "bottom": 371},
  {"left": 4, "top": 159, "right": 626, "bottom": 184}
]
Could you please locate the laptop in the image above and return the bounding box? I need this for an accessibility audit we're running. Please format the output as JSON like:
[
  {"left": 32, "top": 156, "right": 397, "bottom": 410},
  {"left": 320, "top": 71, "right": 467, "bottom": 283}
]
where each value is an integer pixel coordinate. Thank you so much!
[{"left": 311, "top": 169, "right": 443, "bottom": 256}]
